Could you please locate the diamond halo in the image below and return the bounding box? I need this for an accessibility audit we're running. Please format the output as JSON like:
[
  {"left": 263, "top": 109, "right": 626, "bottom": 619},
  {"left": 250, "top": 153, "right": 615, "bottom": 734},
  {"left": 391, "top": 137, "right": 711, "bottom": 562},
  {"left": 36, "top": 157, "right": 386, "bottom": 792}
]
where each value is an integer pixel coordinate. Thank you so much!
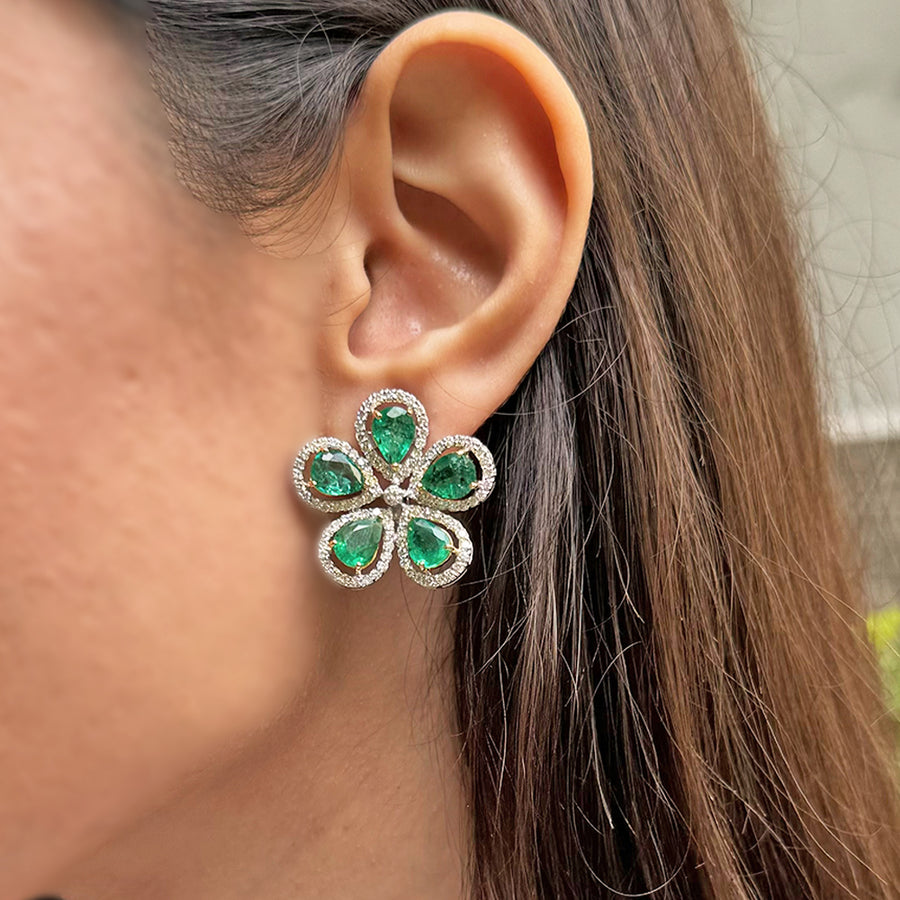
[{"left": 292, "top": 389, "right": 495, "bottom": 590}]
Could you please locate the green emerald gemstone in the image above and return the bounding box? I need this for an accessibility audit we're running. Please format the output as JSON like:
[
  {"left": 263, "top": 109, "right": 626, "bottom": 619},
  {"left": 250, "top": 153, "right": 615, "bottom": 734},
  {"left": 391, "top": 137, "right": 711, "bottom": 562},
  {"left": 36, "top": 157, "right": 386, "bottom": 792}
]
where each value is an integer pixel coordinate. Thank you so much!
[
  {"left": 371, "top": 406, "right": 416, "bottom": 465},
  {"left": 407, "top": 517, "right": 454, "bottom": 570},
  {"left": 422, "top": 451, "right": 478, "bottom": 500},
  {"left": 310, "top": 449, "right": 364, "bottom": 497},
  {"left": 332, "top": 517, "right": 383, "bottom": 569}
]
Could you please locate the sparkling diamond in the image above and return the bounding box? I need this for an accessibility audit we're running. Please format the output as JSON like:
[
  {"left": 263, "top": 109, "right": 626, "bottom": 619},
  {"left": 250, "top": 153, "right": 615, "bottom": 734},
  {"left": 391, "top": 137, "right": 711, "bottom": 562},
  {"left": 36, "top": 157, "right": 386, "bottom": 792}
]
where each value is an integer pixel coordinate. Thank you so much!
[{"left": 382, "top": 484, "right": 406, "bottom": 507}]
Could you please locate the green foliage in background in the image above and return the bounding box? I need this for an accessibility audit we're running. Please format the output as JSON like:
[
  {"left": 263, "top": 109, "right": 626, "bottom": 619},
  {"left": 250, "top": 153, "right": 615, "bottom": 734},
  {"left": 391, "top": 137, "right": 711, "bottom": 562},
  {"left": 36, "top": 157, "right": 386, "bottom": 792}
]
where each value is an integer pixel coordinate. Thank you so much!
[{"left": 868, "top": 607, "right": 900, "bottom": 734}]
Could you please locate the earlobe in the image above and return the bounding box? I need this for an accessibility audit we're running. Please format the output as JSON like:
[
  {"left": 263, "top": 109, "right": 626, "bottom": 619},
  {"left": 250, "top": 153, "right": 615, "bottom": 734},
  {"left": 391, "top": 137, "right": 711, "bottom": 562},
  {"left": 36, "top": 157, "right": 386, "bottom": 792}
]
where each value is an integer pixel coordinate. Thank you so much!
[{"left": 318, "top": 11, "right": 593, "bottom": 439}]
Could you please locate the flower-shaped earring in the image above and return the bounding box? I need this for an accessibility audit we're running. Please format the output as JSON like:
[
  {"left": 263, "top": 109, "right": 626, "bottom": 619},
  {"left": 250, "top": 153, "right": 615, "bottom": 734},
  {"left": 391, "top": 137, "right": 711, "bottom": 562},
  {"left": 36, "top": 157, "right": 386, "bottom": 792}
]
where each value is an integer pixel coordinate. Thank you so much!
[{"left": 292, "top": 388, "right": 496, "bottom": 589}]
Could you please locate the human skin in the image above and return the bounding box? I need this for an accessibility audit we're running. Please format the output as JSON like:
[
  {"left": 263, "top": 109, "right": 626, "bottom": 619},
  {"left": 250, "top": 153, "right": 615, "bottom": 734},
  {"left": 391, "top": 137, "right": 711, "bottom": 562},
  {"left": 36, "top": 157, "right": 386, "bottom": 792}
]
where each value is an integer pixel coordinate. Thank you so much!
[{"left": 0, "top": 3, "right": 593, "bottom": 898}]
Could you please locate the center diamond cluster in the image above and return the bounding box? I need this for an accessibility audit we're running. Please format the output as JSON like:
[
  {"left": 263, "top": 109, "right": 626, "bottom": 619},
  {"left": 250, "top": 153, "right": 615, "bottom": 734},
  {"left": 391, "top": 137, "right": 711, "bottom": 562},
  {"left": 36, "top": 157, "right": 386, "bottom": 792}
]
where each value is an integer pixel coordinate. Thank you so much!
[{"left": 382, "top": 484, "right": 408, "bottom": 508}]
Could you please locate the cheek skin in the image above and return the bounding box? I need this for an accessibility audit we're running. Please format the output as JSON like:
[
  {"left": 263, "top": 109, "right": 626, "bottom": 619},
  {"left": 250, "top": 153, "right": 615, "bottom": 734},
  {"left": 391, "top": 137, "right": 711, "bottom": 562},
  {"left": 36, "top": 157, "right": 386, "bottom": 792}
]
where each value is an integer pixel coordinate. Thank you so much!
[{"left": 0, "top": 2, "right": 324, "bottom": 892}]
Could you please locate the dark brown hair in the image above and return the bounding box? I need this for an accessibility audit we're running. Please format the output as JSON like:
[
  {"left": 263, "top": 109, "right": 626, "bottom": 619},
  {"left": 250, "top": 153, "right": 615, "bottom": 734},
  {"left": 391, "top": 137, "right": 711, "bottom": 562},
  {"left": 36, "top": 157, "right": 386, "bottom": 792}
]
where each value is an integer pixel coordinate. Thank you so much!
[{"left": 141, "top": 1, "right": 900, "bottom": 896}]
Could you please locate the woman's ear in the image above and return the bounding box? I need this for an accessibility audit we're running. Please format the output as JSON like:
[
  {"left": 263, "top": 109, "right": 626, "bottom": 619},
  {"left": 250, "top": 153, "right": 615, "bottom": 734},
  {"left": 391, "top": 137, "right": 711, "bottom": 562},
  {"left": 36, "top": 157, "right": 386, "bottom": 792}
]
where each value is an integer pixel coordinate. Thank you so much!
[{"left": 312, "top": 10, "right": 593, "bottom": 440}]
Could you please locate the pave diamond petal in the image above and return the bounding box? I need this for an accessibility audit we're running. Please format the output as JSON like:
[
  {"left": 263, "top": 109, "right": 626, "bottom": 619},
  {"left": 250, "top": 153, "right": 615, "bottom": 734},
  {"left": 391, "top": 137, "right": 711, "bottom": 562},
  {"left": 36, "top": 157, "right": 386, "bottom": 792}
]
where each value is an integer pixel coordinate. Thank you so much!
[
  {"left": 410, "top": 434, "right": 496, "bottom": 512},
  {"left": 397, "top": 505, "right": 473, "bottom": 588},
  {"left": 355, "top": 388, "right": 429, "bottom": 483},
  {"left": 292, "top": 437, "right": 381, "bottom": 514},
  {"left": 318, "top": 508, "right": 396, "bottom": 589}
]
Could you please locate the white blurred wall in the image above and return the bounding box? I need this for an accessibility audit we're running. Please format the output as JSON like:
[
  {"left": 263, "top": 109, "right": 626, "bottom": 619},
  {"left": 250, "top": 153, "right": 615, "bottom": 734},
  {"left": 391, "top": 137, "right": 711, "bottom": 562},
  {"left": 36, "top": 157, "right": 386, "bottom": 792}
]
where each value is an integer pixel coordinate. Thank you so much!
[{"left": 737, "top": 0, "right": 900, "bottom": 442}]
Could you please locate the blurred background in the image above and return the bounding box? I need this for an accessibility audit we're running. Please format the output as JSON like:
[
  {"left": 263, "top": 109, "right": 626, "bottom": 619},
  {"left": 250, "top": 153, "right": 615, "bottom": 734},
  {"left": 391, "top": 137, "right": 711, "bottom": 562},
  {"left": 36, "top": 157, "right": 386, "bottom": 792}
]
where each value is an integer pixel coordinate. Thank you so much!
[
  {"left": 739, "top": 0, "right": 900, "bottom": 612},
  {"left": 738, "top": 0, "right": 900, "bottom": 717}
]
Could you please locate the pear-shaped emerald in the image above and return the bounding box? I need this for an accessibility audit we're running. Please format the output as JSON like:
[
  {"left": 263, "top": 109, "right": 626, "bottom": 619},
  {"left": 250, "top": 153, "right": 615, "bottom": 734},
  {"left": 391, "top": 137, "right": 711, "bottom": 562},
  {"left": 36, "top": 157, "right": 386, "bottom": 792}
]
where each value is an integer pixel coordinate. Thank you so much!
[
  {"left": 371, "top": 406, "right": 415, "bottom": 465},
  {"left": 332, "top": 517, "right": 383, "bottom": 569},
  {"left": 422, "top": 451, "right": 478, "bottom": 500},
  {"left": 407, "top": 517, "right": 454, "bottom": 569},
  {"left": 310, "top": 449, "right": 364, "bottom": 497}
]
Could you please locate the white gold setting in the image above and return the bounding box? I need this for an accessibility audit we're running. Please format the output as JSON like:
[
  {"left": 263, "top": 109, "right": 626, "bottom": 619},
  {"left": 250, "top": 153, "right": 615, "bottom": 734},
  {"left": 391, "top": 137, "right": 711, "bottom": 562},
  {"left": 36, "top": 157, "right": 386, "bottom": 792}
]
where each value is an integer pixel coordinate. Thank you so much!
[{"left": 292, "top": 388, "right": 494, "bottom": 590}]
